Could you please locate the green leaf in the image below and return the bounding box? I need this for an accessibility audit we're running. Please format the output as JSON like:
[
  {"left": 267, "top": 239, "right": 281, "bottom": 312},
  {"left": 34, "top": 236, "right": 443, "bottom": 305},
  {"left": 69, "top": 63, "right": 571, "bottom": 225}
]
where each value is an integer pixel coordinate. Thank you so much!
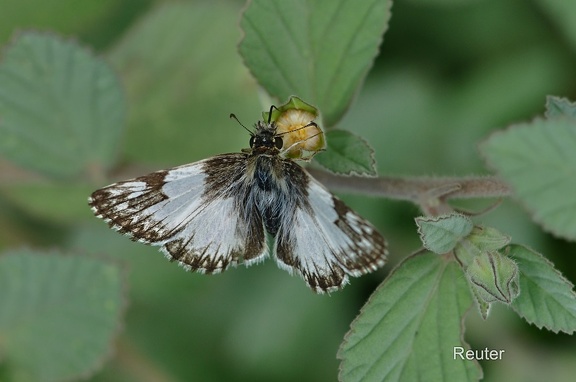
[
  {"left": 339, "top": 252, "right": 481, "bottom": 382},
  {"left": 0, "top": 31, "right": 125, "bottom": 179},
  {"left": 314, "top": 129, "right": 376, "bottom": 175},
  {"left": 481, "top": 118, "right": 576, "bottom": 240},
  {"left": 415, "top": 214, "right": 473, "bottom": 254},
  {"left": 545, "top": 95, "right": 576, "bottom": 119},
  {"left": 239, "top": 0, "right": 392, "bottom": 127},
  {"left": 508, "top": 244, "right": 576, "bottom": 334},
  {"left": 0, "top": 249, "right": 125, "bottom": 381}
]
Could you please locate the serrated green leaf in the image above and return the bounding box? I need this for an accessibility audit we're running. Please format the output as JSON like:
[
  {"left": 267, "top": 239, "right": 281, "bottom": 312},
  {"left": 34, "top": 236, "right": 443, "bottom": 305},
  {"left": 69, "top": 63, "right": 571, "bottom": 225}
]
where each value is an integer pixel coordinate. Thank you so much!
[
  {"left": 314, "top": 129, "right": 376, "bottom": 175},
  {"left": 0, "top": 31, "right": 125, "bottom": 179},
  {"left": 508, "top": 244, "right": 576, "bottom": 334},
  {"left": 239, "top": 0, "right": 392, "bottom": 127},
  {"left": 0, "top": 250, "right": 125, "bottom": 381},
  {"left": 339, "top": 252, "right": 481, "bottom": 382},
  {"left": 415, "top": 214, "right": 473, "bottom": 254},
  {"left": 545, "top": 95, "right": 576, "bottom": 119},
  {"left": 481, "top": 118, "right": 576, "bottom": 240}
]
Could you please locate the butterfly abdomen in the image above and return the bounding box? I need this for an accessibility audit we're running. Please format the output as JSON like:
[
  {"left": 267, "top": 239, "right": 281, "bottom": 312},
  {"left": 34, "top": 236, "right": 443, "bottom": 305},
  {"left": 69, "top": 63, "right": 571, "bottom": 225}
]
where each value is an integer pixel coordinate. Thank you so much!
[{"left": 249, "top": 155, "right": 283, "bottom": 236}]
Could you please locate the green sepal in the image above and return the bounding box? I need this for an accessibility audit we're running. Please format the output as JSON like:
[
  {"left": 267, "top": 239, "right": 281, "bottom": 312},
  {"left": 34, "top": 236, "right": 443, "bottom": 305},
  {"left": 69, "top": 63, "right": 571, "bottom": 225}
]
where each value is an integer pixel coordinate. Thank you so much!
[
  {"left": 263, "top": 96, "right": 319, "bottom": 123},
  {"left": 470, "top": 286, "right": 492, "bottom": 320},
  {"left": 466, "top": 226, "right": 511, "bottom": 252},
  {"left": 454, "top": 225, "right": 510, "bottom": 269}
]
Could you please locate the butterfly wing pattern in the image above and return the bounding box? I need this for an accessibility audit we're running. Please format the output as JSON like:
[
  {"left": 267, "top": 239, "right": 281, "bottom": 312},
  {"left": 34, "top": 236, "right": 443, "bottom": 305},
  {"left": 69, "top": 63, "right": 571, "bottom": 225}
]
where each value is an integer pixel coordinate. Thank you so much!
[
  {"left": 89, "top": 120, "right": 387, "bottom": 293},
  {"left": 89, "top": 154, "right": 268, "bottom": 274},
  {"left": 275, "top": 165, "right": 387, "bottom": 292}
]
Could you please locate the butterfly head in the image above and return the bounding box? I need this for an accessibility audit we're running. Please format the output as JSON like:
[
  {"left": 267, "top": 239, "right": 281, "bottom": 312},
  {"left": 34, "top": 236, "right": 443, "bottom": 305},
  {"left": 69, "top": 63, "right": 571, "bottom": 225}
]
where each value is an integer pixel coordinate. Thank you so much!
[
  {"left": 233, "top": 107, "right": 324, "bottom": 160},
  {"left": 250, "top": 121, "right": 283, "bottom": 151}
]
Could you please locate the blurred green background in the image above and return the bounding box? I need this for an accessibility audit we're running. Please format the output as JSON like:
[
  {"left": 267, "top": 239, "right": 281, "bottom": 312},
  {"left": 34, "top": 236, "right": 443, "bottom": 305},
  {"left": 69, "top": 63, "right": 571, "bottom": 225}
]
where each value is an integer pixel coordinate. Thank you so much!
[{"left": 0, "top": 0, "right": 575, "bottom": 381}]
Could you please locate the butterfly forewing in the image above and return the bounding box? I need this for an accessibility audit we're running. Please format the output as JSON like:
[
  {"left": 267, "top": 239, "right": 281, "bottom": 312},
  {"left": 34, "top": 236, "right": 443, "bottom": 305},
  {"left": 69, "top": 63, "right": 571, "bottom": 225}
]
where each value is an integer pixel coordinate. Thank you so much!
[{"left": 89, "top": 154, "right": 267, "bottom": 274}]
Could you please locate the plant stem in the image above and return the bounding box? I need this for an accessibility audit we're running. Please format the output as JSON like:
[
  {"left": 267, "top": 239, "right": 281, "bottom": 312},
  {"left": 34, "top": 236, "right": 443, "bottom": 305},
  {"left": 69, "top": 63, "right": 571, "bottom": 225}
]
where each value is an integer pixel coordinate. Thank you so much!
[{"left": 307, "top": 169, "right": 511, "bottom": 202}]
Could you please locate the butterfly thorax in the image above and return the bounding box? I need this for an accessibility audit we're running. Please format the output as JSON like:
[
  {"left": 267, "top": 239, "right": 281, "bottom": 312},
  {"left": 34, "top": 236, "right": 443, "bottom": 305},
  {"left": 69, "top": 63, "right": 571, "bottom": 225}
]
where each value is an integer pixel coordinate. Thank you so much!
[
  {"left": 248, "top": 121, "right": 286, "bottom": 192},
  {"left": 240, "top": 126, "right": 286, "bottom": 235}
]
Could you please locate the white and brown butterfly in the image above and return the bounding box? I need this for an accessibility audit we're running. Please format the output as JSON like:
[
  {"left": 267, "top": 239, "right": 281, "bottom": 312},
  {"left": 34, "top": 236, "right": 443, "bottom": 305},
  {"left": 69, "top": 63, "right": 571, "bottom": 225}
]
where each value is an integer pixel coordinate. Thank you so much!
[{"left": 89, "top": 111, "right": 387, "bottom": 293}]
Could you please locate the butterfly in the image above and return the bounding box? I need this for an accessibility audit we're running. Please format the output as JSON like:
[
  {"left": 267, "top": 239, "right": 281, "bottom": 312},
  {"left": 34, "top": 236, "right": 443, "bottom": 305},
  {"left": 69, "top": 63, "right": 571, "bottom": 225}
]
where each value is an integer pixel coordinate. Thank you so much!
[{"left": 89, "top": 110, "right": 387, "bottom": 293}]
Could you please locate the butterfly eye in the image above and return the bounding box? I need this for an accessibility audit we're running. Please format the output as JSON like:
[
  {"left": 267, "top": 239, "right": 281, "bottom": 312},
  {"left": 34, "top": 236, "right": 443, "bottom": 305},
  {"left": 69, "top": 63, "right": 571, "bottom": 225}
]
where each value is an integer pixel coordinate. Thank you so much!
[
  {"left": 274, "top": 136, "right": 283, "bottom": 149},
  {"left": 249, "top": 136, "right": 255, "bottom": 147}
]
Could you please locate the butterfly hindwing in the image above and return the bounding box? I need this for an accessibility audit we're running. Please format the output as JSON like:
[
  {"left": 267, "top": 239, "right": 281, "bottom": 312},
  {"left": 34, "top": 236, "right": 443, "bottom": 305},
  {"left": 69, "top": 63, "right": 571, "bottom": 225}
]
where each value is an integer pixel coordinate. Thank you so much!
[
  {"left": 274, "top": 163, "right": 388, "bottom": 293},
  {"left": 89, "top": 154, "right": 267, "bottom": 274}
]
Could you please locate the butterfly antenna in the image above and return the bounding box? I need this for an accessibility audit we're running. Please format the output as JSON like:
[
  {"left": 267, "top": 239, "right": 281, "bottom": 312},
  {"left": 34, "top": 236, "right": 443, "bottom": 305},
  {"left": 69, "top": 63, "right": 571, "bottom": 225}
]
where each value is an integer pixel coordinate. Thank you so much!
[
  {"left": 275, "top": 121, "right": 319, "bottom": 137},
  {"left": 229, "top": 113, "right": 253, "bottom": 135},
  {"left": 267, "top": 105, "right": 280, "bottom": 124}
]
